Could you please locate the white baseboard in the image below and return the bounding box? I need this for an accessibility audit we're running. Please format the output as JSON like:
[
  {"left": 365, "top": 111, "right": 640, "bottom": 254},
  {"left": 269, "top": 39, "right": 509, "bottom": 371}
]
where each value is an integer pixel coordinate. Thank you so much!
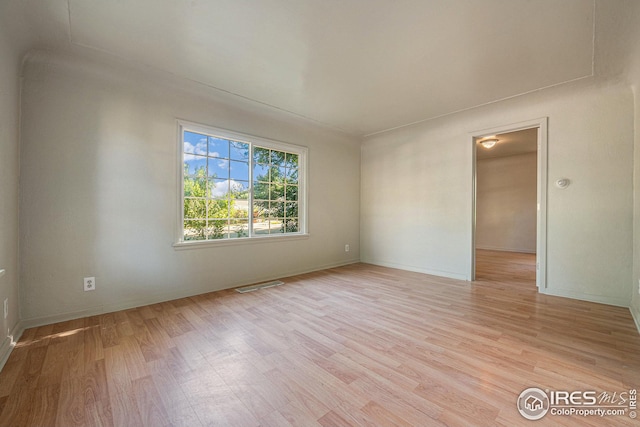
[
  {"left": 360, "top": 258, "right": 469, "bottom": 281},
  {"left": 20, "top": 259, "right": 361, "bottom": 330},
  {"left": 0, "top": 321, "right": 24, "bottom": 372},
  {"left": 539, "top": 287, "right": 630, "bottom": 308},
  {"left": 630, "top": 307, "right": 640, "bottom": 336}
]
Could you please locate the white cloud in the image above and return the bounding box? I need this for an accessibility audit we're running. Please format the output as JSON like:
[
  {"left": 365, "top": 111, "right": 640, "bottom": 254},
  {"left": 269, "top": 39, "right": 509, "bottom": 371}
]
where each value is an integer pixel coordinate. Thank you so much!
[
  {"left": 184, "top": 139, "right": 208, "bottom": 160},
  {"left": 210, "top": 179, "right": 245, "bottom": 197}
]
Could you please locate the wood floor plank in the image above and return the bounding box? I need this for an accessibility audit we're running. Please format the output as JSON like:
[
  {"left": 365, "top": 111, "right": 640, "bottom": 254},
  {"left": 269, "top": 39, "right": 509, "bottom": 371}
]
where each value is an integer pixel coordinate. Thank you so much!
[
  {"left": 0, "top": 358, "right": 24, "bottom": 398},
  {"left": 119, "top": 335, "right": 150, "bottom": 381},
  {"left": 257, "top": 409, "right": 297, "bottom": 427},
  {"left": 37, "top": 341, "right": 67, "bottom": 387},
  {"left": 103, "top": 347, "right": 144, "bottom": 427},
  {"left": 83, "top": 359, "right": 110, "bottom": 411},
  {"left": 83, "top": 324, "right": 104, "bottom": 367},
  {"left": 328, "top": 401, "right": 382, "bottom": 427},
  {"left": 25, "top": 384, "right": 61, "bottom": 427},
  {"left": 0, "top": 384, "right": 36, "bottom": 426},
  {"left": 55, "top": 378, "right": 86, "bottom": 427},
  {"left": 0, "top": 252, "right": 639, "bottom": 426},
  {"left": 360, "top": 399, "right": 413, "bottom": 427},
  {"left": 274, "top": 400, "right": 324, "bottom": 427},
  {"left": 131, "top": 375, "right": 170, "bottom": 427},
  {"left": 19, "top": 345, "right": 47, "bottom": 389},
  {"left": 317, "top": 408, "right": 355, "bottom": 427},
  {"left": 263, "top": 366, "right": 331, "bottom": 419}
]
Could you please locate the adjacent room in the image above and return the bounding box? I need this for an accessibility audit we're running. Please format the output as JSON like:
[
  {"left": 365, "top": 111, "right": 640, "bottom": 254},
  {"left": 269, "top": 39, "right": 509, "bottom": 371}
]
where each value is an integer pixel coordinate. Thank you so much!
[
  {"left": 1, "top": 1, "right": 640, "bottom": 426},
  {"left": 475, "top": 128, "right": 538, "bottom": 287}
]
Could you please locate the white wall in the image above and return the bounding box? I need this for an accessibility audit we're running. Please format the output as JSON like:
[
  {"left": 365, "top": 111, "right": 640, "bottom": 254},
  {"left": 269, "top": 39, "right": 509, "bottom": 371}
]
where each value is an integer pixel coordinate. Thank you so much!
[
  {"left": 18, "top": 50, "right": 361, "bottom": 324},
  {"left": 627, "top": 5, "right": 640, "bottom": 329},
  {"left": 476, "top": 153, "right": 537, "bottom": 253},
  {"left": 632, "top": 80, "right": 640, "bottom": 328},
  {"left": 0, "top": 4, "right": 27, "bottom": 366},
  {"left": 361, "top": 78, "right": 633, "bottom": 306},
  {"left": 595, "top": 0, "right": 640, "bottom": 330}
]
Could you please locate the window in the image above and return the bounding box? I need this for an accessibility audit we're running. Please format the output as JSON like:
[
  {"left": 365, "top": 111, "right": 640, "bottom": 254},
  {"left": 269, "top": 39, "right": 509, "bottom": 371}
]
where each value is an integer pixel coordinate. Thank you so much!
[{"left": 178, "top": 121, "right": 307, "bottom": 244}]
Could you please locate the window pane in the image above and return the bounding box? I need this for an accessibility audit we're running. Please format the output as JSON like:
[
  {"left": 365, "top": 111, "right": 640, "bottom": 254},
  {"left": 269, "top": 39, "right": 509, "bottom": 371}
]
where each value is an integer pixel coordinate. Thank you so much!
[
  {"left": 184, "top": 155, "right": 207, "bottom": 176},
  {"left": 270, "top": 183, "right": 285, "bottom": 200},
  {"left": 184, "top": 220, "right": 207, "bottom": 240},
  {"left": 253, "top": 203, "right": 269, "bottom": 225},
  {"left": 270, "top": 202, "right": 284, "bottom": 218},
  {"left": 207, "top": 219, "right": 227, "bottom": 239},
  {"left": 229, "top": 160, "right": 249, "bottom": 181},
  {"left": 207, "top": 199, "right": 229, "bottom": 219},
  {"left": 271, "top": 150, "right": 286, "bottom": 166},
  {"left": 213, "top": 179, "right": 249, "bottom": 199},
  {"left": 184, "top": 132, "right": 208, "bottom": 156},
  {"left": 231, "top": 199, "right": 249, "bottom": 218},
  {"left": 208, "top": 178, "right": 230, "bottom": 199},
  {"left": 285, "top": 153, "right": 298, "bottom": 168},
  {"left": 254, "top": 204, "right": 268, "bottom": 219},
  {"left": 270, "top": 219, "right": 283, "bottom": 233},
  {"left": 256, "top": 166, "right": 270, "bottom": 184},
  {"left": 253, "top": 164, "right": 270, "bottom": 182},
  {"left": 230, "top": 141, "right": 249, "bottom": 161},
  {"left": 229, "top": 220, "right": 249, "bottom": 238},
  {"left": 184, "top": 177, "right": 206, "bottom": 198},
  {"left": 254, "top": 218, "right": 270, "bottom": 235},
  {"left": 285, "top": 185, "right": 298, "bottom": 201},
  {"left": 285, "top": 202, "right": 298, "bottom": 218},
  {"left": 253, "top": 147, "right": 270, "bottom": 164},
  {"left": 184, "top": 198, "right": 206, "bottom": 219},
  {"left": 208, "top": 158, "right": 229, "bottom": 179},
  {"left": 232, "top": 180, "right": 249, "bottom": 199},
  {"left": 284, "top": 219, "right": 298, "bottom": 233},
  {"left": 208, "top": 137, "right": 229, "bottom": 158},
  {"left": 253, "top": 181, "right": 270, "bottom": 201},
  {"left": 286, "top": 168, "right": 298, "bottom": 184}
]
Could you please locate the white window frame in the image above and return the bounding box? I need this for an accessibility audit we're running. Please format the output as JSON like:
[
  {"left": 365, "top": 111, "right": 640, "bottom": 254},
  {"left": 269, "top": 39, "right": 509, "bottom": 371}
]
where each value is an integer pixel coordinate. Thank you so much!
[{"left": 174, "top": 120, "right": 308, "bottom": 249}]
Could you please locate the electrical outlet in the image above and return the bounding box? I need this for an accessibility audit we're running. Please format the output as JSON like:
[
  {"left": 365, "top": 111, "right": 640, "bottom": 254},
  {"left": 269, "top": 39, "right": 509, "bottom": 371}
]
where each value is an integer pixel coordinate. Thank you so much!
[
  {"left": 84, "top": 277, "right": 96, "bottom": 292},
  {"left": 345, "top": 244, "right": 350, "bottom": 252},
  {"left": 3, "top": 298, "right": 8, "bottom": 319}
]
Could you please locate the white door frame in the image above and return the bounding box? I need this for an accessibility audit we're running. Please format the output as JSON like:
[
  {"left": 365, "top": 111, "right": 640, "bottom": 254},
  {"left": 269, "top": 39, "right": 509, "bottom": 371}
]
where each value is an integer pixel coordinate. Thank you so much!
[{"left": 469, "top": 117, "right": 548, "bottom": 289}]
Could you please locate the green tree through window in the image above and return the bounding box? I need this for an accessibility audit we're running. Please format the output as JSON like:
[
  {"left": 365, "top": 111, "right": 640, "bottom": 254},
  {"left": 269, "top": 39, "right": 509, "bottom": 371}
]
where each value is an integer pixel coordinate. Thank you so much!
[{"left": 252, "top": 147, "right": 299, "bottom": 235}]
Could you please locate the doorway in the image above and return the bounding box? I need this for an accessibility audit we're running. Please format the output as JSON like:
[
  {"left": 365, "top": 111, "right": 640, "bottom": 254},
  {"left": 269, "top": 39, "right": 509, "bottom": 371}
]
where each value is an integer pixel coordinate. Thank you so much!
[{"left": 470, "top": 118, "right": 547, "bottom": 289}]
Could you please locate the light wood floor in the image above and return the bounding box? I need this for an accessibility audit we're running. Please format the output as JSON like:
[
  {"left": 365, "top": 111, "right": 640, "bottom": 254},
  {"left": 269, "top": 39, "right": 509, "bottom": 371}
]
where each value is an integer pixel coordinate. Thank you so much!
[
  {"left": 1, "top": 255, "right": 639, "bottom": 426},
  {"left": 475, "top": 249, "right": 536, "bottom": 288}
]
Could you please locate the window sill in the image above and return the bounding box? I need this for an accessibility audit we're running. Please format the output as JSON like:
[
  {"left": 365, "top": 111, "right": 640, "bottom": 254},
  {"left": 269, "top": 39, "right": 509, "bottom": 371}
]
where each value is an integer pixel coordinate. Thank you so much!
[{"left": 173, "top": 233, "right": 310, "bottom": 250}]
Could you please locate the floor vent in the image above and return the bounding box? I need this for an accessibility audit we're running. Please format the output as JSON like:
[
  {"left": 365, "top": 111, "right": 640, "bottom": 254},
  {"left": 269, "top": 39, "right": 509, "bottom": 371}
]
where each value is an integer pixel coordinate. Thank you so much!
[{"left": 235, "top": 280, "right": 284, "bottom": 293}]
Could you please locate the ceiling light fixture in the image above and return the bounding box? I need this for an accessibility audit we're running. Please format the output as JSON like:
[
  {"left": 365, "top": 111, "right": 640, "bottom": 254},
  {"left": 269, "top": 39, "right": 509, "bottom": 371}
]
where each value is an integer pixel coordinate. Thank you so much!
[{"left": 479, "top": 138, "right": 499, "bottom": 149}]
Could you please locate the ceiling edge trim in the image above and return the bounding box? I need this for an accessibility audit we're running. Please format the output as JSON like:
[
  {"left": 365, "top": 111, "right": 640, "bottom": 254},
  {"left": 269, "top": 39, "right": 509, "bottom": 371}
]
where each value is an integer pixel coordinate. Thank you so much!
[{"left": 361, "top": 74, "right": 594, "bottom": 139}]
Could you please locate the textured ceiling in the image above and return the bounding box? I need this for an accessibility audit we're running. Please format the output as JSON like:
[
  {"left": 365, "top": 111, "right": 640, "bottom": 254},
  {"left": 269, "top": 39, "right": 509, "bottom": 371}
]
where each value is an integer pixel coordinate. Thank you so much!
[{"left": 7, "top": 0, "right": 595, "bottom": 136}]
